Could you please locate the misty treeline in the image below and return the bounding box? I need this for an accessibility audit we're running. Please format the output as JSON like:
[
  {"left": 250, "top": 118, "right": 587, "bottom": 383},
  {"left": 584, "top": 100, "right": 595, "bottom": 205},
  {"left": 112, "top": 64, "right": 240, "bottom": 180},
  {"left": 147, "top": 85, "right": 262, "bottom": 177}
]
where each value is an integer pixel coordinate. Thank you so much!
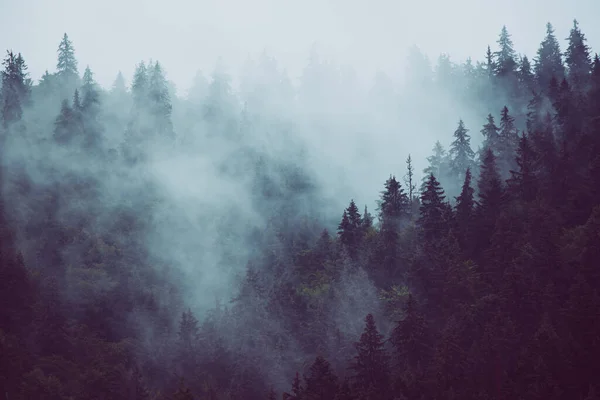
[{"left": 1, "top": 17, "right": 600, "bottom": 400}]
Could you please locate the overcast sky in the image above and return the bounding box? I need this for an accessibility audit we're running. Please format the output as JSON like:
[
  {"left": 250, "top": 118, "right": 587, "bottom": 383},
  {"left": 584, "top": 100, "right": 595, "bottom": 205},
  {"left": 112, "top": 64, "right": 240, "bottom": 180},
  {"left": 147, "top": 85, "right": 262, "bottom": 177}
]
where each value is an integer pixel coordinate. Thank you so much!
[{"left": 1, "top": 0, "right": 598, "bottom": 94}]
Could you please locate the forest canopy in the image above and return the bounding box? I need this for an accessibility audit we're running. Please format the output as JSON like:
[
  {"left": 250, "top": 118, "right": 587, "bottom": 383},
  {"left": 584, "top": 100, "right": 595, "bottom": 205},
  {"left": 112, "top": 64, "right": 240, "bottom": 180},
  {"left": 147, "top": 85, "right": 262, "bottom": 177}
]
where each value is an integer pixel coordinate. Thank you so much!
[{"left": 1, "top": 19, "right": 600, "bottom": 400}]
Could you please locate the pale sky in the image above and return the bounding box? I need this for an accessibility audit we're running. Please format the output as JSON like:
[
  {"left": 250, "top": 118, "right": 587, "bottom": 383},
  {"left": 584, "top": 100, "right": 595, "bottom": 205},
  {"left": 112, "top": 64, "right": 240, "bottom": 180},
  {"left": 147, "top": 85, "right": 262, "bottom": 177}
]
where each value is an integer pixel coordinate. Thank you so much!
[{"left": 0, "top": 0, "right": 598, "bottom": 93}]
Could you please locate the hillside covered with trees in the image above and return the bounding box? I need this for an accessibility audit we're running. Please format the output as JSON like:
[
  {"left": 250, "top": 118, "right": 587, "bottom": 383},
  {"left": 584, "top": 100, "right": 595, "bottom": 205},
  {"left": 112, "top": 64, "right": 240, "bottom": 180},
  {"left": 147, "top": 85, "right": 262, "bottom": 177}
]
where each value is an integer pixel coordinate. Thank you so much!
[{"left": 1, "top": 20, "right": 600, "bottom": 400}]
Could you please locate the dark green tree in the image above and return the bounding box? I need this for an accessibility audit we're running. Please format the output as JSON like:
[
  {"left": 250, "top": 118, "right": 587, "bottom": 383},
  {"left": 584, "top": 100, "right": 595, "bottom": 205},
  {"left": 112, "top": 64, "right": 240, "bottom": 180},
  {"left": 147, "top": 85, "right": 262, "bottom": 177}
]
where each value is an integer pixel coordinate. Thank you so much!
[
  {"left": 498, "top": 106, "right": 519, "bottom": 178},
  {"left": 480, "top": 113, "right": 500, "bottom": 156},
  {"left": 53, "top": 99, "right": 75, "bottom": 143},
  {"left": 131, "top": 61, "right": 149, "bottom": 109},
  {"left": 518, "top": 55, "right": 536, "bottom": 94},
  {"left": 148, "top": 61, "right": 174, "bottom": 138},
  {"left": 507, "top": 132, "right": 537, "bottom": 202},
  {"left": 494, "top": 25, "right": 517, "bottom": 77},
  {"left": 81, "top": 66, "right": 100, "bottom": 112},
  {"left": 283, "top": 372, "right": 304, "bottom": 400},
  {"left": 449, "top": 119, "right": 475, "bottom": 182},
  {"left": 565, "top": 19, "right": 591, "bottom": 95},
  {"left": 338, "top": 200, "right": 363, "bottom": 258},
  {"left": 534, "top": 22, "right": 565, "bottom": 92},
  {"left": 349, "top": 314, "right": 390, "bottom": 400},
  {"left": 418, "top": 173, "right": 449, "bottom": 241},
  {"left": 1, "top": 51, "right": 30, "bottom": 127},
  {"left": 422, "top": 141, "right": 448, "bottom": 190},
  {"left": 477, "top": 148, "right": 504, "bottom": 214},
  {"left": 378, "top": 175, "right": 410, "bottom": 228},
  {"left": 454, "top": 167, "right": 475, "bottom": 255},
  {"left": 303, "top": 356, "right": 338, "bottom": 400},
  {"left": 56, "top": 33, "right": 79, "bottom": 83},
  {"left": 404, "top": 154, "right": 416, "bottom": 204}
]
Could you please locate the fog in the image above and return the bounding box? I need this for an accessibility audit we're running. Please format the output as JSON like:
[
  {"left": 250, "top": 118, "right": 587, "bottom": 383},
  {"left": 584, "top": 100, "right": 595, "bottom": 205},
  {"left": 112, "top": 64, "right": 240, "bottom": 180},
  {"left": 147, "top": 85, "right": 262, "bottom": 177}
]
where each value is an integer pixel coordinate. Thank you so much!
[
  {"left": 2, "top": 0, "right": 599, "bottom": 91},
  {"left": 1, "top": 0, "right": 600, "bottom": 396}
]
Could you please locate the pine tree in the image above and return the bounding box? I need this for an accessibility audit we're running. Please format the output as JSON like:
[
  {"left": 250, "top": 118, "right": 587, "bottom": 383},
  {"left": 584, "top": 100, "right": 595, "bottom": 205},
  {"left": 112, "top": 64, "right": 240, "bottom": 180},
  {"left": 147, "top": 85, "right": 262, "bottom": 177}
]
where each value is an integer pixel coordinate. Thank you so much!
[
  {"left": 449, "top": 119, "right": 475, "bottom": 182},
  {"left": 498, "top": 106, "right": 519, "bottom": 177},
  {"left": 507, "top": 132, "right": 537, "bottom": 202},
  {"left": 178, "top": 308, "right": 199, "bottom": 349},
  {"left": 148, "top": 61, "right": 174, "bottom": 138},
  {"left": 477, "top": 148, "right": 503, "bottom": 212},
  {"left": 338, "top": 200, "right": 363, "bottom": 258},
  {"left": 112, "top": 71, "right": 127, "bottom": 95},
  {"left": 518, "top": 55, "right": 536, "bottom": 94},
  {"left": 390, "top": 295, "right": 429, "bottom": 370},
  {"left": 56, "top": 33, "right": 79, "bottom": 80},
  {"left": 303, "top": 356, "right": 338, "bottom": 400},
  {"left": 378, "top": 176, "right": 410, "bottom": 227},
  {"left": 494, "top": 26, "right": 517, "bottom": 77},
  {"left": 418, "top": 174, "right": 449, "bottom": 241},
  {"left": 53, "top": 99, "right": 75, "bottom": 143},
  {"left": 485, "top": 45, "right": 495, "bottom": 79},
  {"left": 455, "top": 167, "right": 475, "bottom": 254},
  {"left": 422, "top": 141, "right": 448, "bottom": 190},
  {"left": 534, "top": 22, "right": 565, "bottom": 92},
  {"left": 362, "top": 205, "right": 373, "bottom": 232},
  {"left": 131, "top": 61, "right": 149, "bottom": 110},
  {"left": 1, "top": 51, "right": 30, "bottom": 127},
  {"left": 349, "top": 314, "right": 390, "bottom": 400},
  {"left": 565, "top": 19, "right": 591, "bottom": 95},
  {"left": 81, "top": 66, "right": 100, "bottom": 112},
  {"left": 283, "top": 372, "right": 304, "bottom": 400},
  {"left": 480, "top": 113, "right": 500, "bottom": 155},
  {"left": 404, "top": 154, "right": 416, "bottom": 203}
]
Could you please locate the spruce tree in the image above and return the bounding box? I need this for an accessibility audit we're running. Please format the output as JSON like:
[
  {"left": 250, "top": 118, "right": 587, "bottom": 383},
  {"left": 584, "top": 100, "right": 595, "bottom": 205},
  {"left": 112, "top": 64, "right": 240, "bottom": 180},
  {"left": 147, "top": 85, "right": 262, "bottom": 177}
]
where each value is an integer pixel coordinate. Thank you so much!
[
  {"left": 494, "top": 26, "right": 517, "bottom": 77},
  {"left": 56, "top": 33, "right": 79, "bottom": 80},
  {"left": 53, "top": 99, "right": 74, "bottom": 143},
  {"left": 349, "top": 314, "right": 390, "bottom": 400},
  {"left": 498, "top": 106, "right": 519, "bottom": 178},
  {"left": 81, "top": 66, "right": 100, "bottom": 112},
  {"left": 507, "top": 132, "right": 537, "bottom": 202},
  {"left": 362, "top": 205, "right": 373, "bottom": 232},
  {"left": 422, "top": 141, "right": 448, "bottom": 190},
  {"left": 178, "top": 308, "right": 199, "bottom": 350},
  {"left": 338, "top": 200, "right": 363, "bottom": 258},
  {"left": 378, "top": 176, "right": 410, "bottom": 227},
  {"left": 475, "top": 148, "right": 504, "bottom": 255},
  {"left": 449, "top": 119, "right": 475, "bottom": 182},
  {"left": 404, "top": 154, "right": 416, "bottom": 203},
  {"left": 390, "top": 295, "right": 429, "bottom": 370},
  {"left": 518, "top": 55, "right": 536, "bottom": 94},
  {"left": 418, "top": 174, "right": 449, "bottom": 241},
  {"left": 480, "top": 113, "right": 500, "bottom": 155},
  {"left": 131, "top": 61, "right": 149, "bottom": 110},
  {"left": 454, "top": 167, "right": 475, "bottom": 254},
  {"left": 283, "top": 372, "right": 304, "bottom": 400},
  {"left": 303, "top": 356, "right": 338, "bottom": 400},
  {"left": 534, "top": 22, "right": 565, "bottom": 92},
  {"left": 485, "top": 45, "right": 495, "bottom": 79},
  {"left": 1, "top": 51, "right": 30, "bottom": 127},
  {"left": 148, "top": 61, "right": 173, "bottom": 138},
  {"left": 477, "top": 148, "right": 503, "bottom": 213},
  {"left": 565, "top": 19, "right": 591, "bottom": 95}
]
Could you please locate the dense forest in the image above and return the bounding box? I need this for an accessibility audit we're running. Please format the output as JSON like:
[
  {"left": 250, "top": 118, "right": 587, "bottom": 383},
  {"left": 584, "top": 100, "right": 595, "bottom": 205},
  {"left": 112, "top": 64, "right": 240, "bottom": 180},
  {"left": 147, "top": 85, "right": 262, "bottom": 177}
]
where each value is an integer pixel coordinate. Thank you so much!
[{"left": 1, "top": 19, "right": 600, "bottom": 400}]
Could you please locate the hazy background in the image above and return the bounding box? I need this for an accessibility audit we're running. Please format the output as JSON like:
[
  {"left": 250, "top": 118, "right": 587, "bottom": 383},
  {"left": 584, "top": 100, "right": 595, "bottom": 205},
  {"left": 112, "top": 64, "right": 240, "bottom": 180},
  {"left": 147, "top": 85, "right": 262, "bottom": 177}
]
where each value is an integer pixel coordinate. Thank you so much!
[{"left": 1, "top": 0, "right": 599, "bottom": 94}]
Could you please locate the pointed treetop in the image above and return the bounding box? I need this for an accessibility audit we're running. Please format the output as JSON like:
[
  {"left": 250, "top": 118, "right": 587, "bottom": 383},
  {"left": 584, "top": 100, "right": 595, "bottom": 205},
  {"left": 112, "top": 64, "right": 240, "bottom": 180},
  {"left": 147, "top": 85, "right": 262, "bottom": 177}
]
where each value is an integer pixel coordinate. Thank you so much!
[
  {"left": 449, "top": 119, "right": 475, "bottom": 180},
  {"left": 534, "top": 22, "right": 565, "bottom": 90},
  {"left": 495, "top": 25, "right": 517, "bottom": 76},
  {"left": 56, "top": 33, "right": 78, "bottom": 78}
]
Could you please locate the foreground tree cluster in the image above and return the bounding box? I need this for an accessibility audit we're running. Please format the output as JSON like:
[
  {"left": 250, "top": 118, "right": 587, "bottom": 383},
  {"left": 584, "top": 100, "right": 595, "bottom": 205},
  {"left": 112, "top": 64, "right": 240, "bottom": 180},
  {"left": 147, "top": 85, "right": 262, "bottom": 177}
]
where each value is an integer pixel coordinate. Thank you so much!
[{"left": 1, "top": 20, "right": 600, "bottom": 400}]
